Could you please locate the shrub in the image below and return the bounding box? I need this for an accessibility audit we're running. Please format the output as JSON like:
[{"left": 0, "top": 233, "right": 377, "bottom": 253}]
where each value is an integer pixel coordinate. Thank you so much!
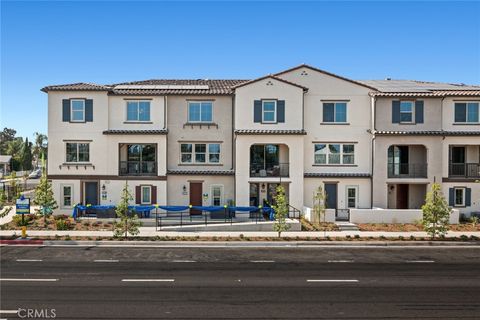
[
  {"left": 13, "top": 214, "right": 31, "bottom": 226},
  {"left": 354, "top": 234, "right": 360, "bottom": 239},
  {"left": 460, "top": 235, "right": 469, "bottom": 241},
  {"left": 410, "top": 235, "right": 415, "bottom": 240},
  {"left": 56, "top": 219, "right": 70, "bottom": 230}
]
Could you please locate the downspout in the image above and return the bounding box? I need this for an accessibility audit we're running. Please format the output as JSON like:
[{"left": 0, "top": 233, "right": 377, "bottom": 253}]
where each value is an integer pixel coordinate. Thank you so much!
[
  {"left": 165, "top": 95, "right": 168, "bottom": 204},
  {"left": 232, "top": 93, "right": 236, "bottom": 205},
  {"left": 370, "top": 95, "right": 376, "bottom": 209}
]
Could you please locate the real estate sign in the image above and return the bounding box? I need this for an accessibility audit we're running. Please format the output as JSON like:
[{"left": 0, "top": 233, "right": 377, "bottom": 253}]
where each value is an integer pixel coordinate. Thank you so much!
[{"left": 16, "top": 197, "right": 30, "bottom": 214}]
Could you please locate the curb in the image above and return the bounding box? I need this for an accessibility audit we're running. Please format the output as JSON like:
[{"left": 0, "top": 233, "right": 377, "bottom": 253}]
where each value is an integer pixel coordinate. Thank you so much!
[{"left": 2, "top": 240, "right": 480, "bottom": 247}]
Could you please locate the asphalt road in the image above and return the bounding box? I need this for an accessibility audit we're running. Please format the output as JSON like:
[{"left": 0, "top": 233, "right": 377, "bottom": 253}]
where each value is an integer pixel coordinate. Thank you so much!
[{"left": 1, "top": 245, "right": 480, "bottom": 319}]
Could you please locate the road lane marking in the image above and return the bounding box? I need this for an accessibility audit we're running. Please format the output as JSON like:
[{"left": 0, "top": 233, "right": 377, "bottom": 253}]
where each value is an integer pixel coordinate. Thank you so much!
[
  {"left": 94, "top": 259, "right": 119, "bottom": 263},
  {"left": 0, "top": 278, "right": 58, "bottom": 282},
  {"left": 328, "top": 260, "right": 354, "bottom": 263},
  {"left": 170, "top": 260, "right": 196, "bottom": 263},
  {"left": 307, "top": 279, "right": 359, "bottom": 283},
  {"left": 406, "top": 260, "right": 435, "bottom": 263},
  {"left": 16, "top": 259, "right": 42, "bottom": 262},
  {"left": 250, "top": 260, "right": 275, "bottom": 263},
  {"left": 121, "top": 279, "right": 175, "bottom": 282}
]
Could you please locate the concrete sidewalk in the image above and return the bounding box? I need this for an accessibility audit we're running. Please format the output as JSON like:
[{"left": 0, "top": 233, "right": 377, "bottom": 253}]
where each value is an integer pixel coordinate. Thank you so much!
[{"left": 1, "top": 227, "right": 480, "bottom": 238}]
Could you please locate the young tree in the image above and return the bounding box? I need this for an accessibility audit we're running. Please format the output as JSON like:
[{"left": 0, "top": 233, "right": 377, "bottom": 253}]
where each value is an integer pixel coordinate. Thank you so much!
[
  {"left": 421, "top": 183, "right": 451, "bottom": 239},
  {"left": 33, "top": 155, "right": 57, "bottom": 226},
  {"left": 312, "top": 185, "right": 326, "bottom": 225},
  {"left": 21, "top": 138, "right": 33, "bottom": 171},
  {"left": 114, "top": 181, "right": 142, "bottom": 239},
  {"left": 33, "top": 132, "right": 48, "bottom": 166},
  {"left": 272, "top": 185, "right": 290, "bottom": 237}
]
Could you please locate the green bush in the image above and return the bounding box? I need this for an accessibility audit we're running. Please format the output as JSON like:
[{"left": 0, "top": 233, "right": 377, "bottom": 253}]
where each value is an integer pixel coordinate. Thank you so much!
[
  {"left": 12, "top": 214, "right": 32, "bottom": 226},
  {"left": 56, "top": 219, "right": 70, "bottom": 230}
]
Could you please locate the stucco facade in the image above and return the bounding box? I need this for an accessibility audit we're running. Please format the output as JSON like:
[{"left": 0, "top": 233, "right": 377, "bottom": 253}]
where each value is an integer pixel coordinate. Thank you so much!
[{"left": 43, "top": 64, "right": 479, "bottom": 221}]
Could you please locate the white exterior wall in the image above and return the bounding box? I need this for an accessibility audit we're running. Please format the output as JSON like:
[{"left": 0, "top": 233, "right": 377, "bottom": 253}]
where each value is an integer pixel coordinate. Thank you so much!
[
  {"left": 108, "top": 96, "right": 166, "bottom": 130},
  {"left": 350, "top": 208, "right": 460, "bottom": 224},
  {"left": 167, "top": 175, "right": 234, "bottom": 206},
  {"left": 234, "top": 78, "right": 304, "bottom": 130},
  {"left": 304, "top": 178, "right": 371, "bottom": 209},
  {"left": 235, "top": 135, "right": 304, "bottom": 209}
]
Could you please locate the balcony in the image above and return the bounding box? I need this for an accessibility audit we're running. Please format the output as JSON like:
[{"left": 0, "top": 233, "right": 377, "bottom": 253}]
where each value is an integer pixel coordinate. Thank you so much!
[
  {"left": 119, "top": 161, "right": 156, "bottom": 176},
  {"left": 449, "top": 163, "right": 480, "bottom": 179},
  {"left": 388, "top": 163, "right": 428, "bottom": 178},
  {"left": 250, "top": 162, "right": 289, "bottom": 178}
]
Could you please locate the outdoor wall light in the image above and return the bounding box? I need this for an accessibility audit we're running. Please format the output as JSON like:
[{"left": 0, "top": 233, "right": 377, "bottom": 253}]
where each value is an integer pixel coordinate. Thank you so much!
[
  {"left": 261, "top": 183, "right": 266, "bottom": 190},
  {"left": 102, "top": 184, "right": 106, "bottom": 191},
  {"left": 182, "top": 185, "right": 187, "bottom": 193}
]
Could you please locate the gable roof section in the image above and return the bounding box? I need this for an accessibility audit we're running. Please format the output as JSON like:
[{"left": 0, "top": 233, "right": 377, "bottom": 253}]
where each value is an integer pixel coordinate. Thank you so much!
[
  {"left": 232, "top": 74, "right": 308, "bottom": 91},
  {"left": 274, "top": 64, "right": 378, "bottom": 91},
  {"left": 41, "top": 82, "right": 111, "bottom": 92}
]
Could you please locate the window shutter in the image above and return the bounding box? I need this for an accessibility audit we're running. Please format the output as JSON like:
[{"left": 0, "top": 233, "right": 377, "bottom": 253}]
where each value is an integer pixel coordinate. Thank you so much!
[
  {"left": 392, "top": 101, "right": 400, "bottom": 123},
  {"left": 62, "top": 99, "right": 71, "bottom": 122},
  {"left": 455, "top": 103, "right": 467, "bottom": 122},
  {"left": 277, "top": 100, "right": 285, "bottom": 123},
  {"left": 415, "top": 100, "right": 424, "bottom": 123},
  {"left": 254, "top": 100, "right": 262, "bottom": 123},
  {"left": 135, "top": 186, "right": 141, "bottom": 204},
  {"left": 85, "top": 99, "right": 93, "bottom": 122},
  {"left": 448, "top": 188, "right": 454, "bottom": 206},
  {"left": 465, "top": 188, "right": 472, "bottom": 207},
  {"left": 151, "top": 186, "right": 157, "bottom": 204}
]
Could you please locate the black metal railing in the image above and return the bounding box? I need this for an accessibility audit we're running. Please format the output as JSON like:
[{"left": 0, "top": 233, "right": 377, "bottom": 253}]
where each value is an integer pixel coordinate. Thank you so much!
[
  {"left": 288, "top": 205, "right": 302, "bottom": 219},
  {"left": 250, "top": 162, "right": 289, "bottom": 177},
  {"left": 155, "top": 209, "right": 269, "bottom": 231},
  {"left": 119, "top": 161, "right": 156, "bottom": 176},
  {"left": 449, "top": 163, "right": 480, "bottom": 178},
  {"left": 387, "top": 163, "right": 428, "bottom": 178}
]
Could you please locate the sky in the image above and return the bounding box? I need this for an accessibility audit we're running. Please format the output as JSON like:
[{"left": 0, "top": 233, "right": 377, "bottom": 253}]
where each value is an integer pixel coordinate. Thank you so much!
[{"left": 1, "top": 0, "right": 479, "bottom": 139}]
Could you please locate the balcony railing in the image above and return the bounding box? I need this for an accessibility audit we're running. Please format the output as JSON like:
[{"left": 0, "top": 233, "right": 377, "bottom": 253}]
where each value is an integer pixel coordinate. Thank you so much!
[
  {"left": 119, "top": 161, "right": 156, "bottom": 176},
  {"left": 387, "top": 163, "right": 428, "bottom": 178},
  {"left": 449, "top": 163, "right": 480, "bottom": 178},
  {"left": 250, "top": 162, "right": 289, "bottom": 178}
]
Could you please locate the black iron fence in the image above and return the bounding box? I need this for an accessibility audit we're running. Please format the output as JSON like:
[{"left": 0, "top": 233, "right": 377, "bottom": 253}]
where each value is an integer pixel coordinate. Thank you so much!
[
  {"left": 387, "top": 163, "right": 428, "bottom": 178},
  {"left": 449, "top": 163, "right": 480, "bottom": 178},
  {"left": 250, "top": 162, "right": 289, "bottom": 177},
  {"left": 119, "top": 161, "right": 156, "bottom": 176}
]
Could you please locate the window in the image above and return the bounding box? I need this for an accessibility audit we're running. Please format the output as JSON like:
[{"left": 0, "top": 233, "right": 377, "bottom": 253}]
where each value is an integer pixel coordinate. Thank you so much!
[
  {"left": 323, "top": 102, "right": 347, "bottom": 123},
  {"left": 399, "top": 101, "right": 414, "bottom": 123},
  {"left": 314, "top": 143, "right": 355, "bottom": 165},
  {"left": 454, "top": 187, "right": 466, "bottom": 207},
  {"left": 188, "top": 101, "right": 213, "bottom": 122},
  {"left": 262, "top": 100, "right": 276, "bottom": 123},
  {"left": 121, "top": 144, "right": 156, "bottom": 176},
  {"left": 66, "top": 142, "right": 90, "bottom": 163},
  {"left": 71, "top": 100, "right": 85, "bottom": 122},
  {"left": 141, "top": 186, "right": 151, "bottom": 204},
  {"left": 211, "top": 185, "right": 223, "bottom": 206},
  {"left": 126, "top": 101, "right": 150, "bottom": 121},
  {"left": 180, "top": 143, "right": 221, "bottom": 164},
  {"left": 346, "top": 186, "right": 358, "bottom": 209},
  {"left": 61, "top": 185, "right": 73, "bottom": 208},
  {"left": 455, "top": 102, "right": 479, "bottom": 123}
]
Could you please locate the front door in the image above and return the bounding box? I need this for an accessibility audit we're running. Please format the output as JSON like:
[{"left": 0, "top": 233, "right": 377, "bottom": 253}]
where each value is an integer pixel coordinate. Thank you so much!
[
  {"left": 396, "top": 184, "right": 409, "bottom": 209},
  {"left": 324, "top": 183, "right": 337, "bottom": 210},
  {"left": 189, "top": 182, "right": 203, "bottom": 215},
  {"left": 84, "top": 181, "right": 98, "bottom": 205},
  {"left": 249, "top": 183, "right": 259, "bottom": 207}
]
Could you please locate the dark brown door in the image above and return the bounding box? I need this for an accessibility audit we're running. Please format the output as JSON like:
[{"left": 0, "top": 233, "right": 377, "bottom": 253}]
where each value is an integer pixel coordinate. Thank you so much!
[
  {"left": 396, "top": 184, "right": 409, "bottom": 209},
  {"left": 189, "top": 182, "right": 203, "bottom": 215}
]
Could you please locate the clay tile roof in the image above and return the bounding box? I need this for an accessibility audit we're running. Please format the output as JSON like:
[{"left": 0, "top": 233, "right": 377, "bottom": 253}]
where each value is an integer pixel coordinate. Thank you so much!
[
  {"left": 234, "top": 129, "right": 307, "bottom": 135},
  {"left": 232, "top": 74, "right": 308, "bottom": 91},
  {"left": 304, "top": 172, "right": 371, "bottom": 178},
  {"left": 110, "top": 79, "right": 248, "bottom": 95},
  {"left": 375, "top": 130, "right": 480, "bottom": 136},
  {"left": 102, "top": 129, "right": 168, "bottom": 135},
  {"left": 167, "top": 169, "right": 234, "bottom": 176},
  {"left": 41, "top": 82, "right": 111, "bottom": 92}
]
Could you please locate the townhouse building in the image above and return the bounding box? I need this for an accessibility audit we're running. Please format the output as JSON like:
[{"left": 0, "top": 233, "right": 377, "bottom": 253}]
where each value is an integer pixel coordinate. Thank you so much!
[{"left": 42, "top": 64, "right": 480, "bottom": 221}]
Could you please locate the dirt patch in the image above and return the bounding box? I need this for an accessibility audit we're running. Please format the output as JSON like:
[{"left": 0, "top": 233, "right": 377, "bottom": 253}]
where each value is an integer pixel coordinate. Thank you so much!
[
  {"left": 300, "top": 218, "right": 339, "bottom": 231},
  {"left": 0, "top": 214, "right": 115, "bottom": 232},
  {"left": 357, "top": 223, "right": 424, "bottom": 232}
]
